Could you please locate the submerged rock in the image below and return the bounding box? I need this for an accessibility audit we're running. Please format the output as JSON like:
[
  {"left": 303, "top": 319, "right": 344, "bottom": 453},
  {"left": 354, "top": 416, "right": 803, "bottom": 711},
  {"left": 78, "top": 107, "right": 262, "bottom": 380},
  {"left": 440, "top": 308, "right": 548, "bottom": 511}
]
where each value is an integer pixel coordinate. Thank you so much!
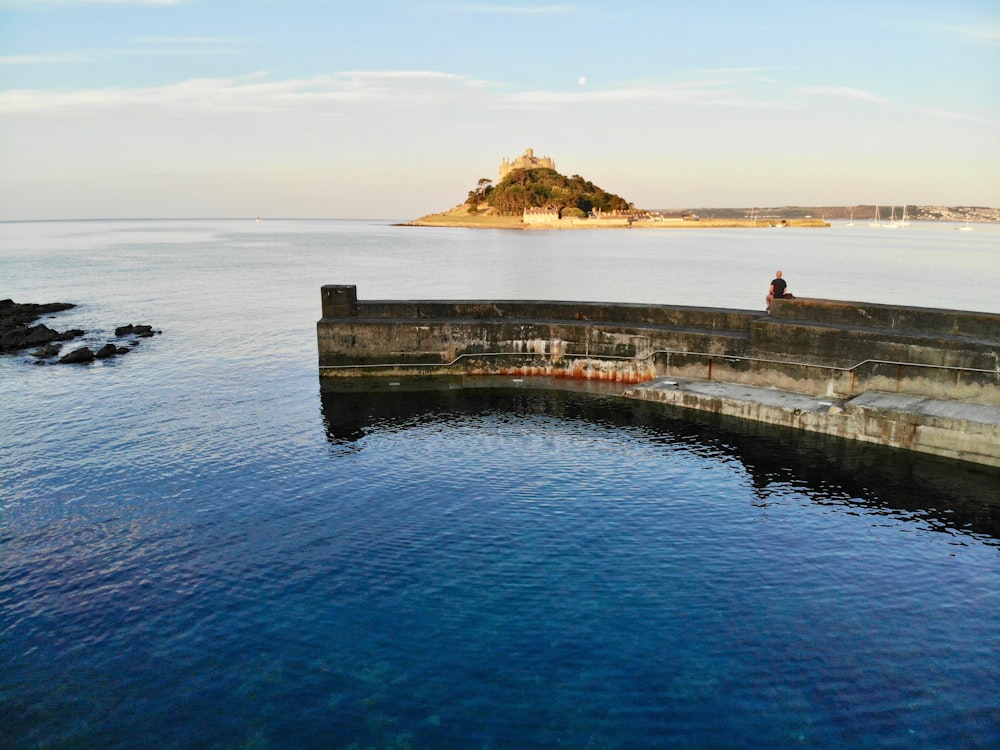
[
  {"left": 31, "top": 343, "right": 63, "bottom": 358},
  {"left": 54, "top": 329, "right": 85, "bottom": 341},
  {"left": 95, "top": 344, "right": 119, "bottom": 359}
]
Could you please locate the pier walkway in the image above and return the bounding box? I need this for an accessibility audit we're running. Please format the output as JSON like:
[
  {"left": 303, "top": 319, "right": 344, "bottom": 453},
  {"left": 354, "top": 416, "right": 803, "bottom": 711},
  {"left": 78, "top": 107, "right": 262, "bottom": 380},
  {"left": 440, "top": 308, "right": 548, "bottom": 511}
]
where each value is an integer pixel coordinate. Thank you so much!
[
  {"left": 318, "top": 286, "right": 1000, "bottom": 467},
  {"left": 623, "top": 377, "right": 1000, "bottom": 468}
]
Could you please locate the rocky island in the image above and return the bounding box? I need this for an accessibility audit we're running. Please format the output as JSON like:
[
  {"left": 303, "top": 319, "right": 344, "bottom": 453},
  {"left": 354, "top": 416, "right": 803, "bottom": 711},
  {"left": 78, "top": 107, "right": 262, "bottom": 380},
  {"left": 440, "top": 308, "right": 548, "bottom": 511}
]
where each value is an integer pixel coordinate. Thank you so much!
[{"left": 408, "top": 148, "right": 830, "bottom": 229}]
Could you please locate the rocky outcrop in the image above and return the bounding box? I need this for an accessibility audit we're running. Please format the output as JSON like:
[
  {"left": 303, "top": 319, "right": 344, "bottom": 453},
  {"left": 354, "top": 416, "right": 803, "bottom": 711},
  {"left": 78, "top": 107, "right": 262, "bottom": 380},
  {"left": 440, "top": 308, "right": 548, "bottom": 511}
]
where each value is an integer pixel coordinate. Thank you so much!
[
  {"left": 55, "top": 326, "right": 160, "bottom": 364},
  {"left": 1, "top": 299, "right": 161, "bottom": 364},
  {"left": 0, "top": 300, "right": 77, "bottom": 352}
]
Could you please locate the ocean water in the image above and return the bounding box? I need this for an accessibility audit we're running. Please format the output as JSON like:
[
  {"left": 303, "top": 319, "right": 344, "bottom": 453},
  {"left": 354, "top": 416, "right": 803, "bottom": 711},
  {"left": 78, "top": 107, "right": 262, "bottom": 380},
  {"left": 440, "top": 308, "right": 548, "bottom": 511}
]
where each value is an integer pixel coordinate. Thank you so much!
[{"left": 1, "top": 219, "right": 999, "bottom": 749}]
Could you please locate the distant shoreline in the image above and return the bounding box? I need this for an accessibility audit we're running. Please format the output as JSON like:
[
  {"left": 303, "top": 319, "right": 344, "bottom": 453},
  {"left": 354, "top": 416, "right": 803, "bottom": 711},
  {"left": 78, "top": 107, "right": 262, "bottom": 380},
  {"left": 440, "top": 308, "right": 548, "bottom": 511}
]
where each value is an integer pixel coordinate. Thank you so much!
[
  {"left": 404, "top": 213, "right": 831, "bottom": 229},
  {"left": 404, "top": 203, "right": 999, "bottom": 229}
]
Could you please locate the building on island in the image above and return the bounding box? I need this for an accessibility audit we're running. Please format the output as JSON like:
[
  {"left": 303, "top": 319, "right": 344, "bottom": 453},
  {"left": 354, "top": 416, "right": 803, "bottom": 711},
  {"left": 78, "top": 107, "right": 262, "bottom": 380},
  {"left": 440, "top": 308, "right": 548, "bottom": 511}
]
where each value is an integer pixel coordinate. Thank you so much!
[
  {"left": 500, "top": 148, "right": 556, "bottom": 180},
  {"left": 522, "top": 206, "right": 633, "bottom": 227},
  {"left": 500, "top": 148, "right": 635, "bottom": 227},
  {"left": 522, "top": 207, "right": 562, "bottom": 225}
]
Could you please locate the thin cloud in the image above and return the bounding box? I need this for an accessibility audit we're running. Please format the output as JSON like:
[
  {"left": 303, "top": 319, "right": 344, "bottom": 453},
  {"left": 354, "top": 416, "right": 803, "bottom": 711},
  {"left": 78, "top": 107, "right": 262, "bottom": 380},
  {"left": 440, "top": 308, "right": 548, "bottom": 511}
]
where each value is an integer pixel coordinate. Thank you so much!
[
  {"left": 122, "top": 36, "right": 246, "bottom": 57},
  {"left": 130, "top": 36, "right": 245, "bottom": 45},
  {"left": 793, "top": 86, "right": 886, "bottom": 103},
  {"left": 505, "top": 80, "right": 792, "bottom": 110},
  {"left": 0, "top": 71, "right": 493, "bottom": 115},
  {"left": 925, "top": 108, "right": 996, "bottom": 126},
  {"left": 432, "top": 3, "right": 574, "bottom": 13},
  {"left": 339, "top": 71, "right": 474, "bottom": 82},
  {"left": 0, "top": 53, "right": 89, "bottom": 64},
  {"left": 0, "top": 71, "right": 805, "bottom": 116},
  {"left": 0, "top": 1, "right": 183, "bottom": 5},
  {"left": 0, "top": 44, "right": 237, "bottom": 66},
  {"left": 946, "top": 24, "right": 1000, "bottom": 44}
]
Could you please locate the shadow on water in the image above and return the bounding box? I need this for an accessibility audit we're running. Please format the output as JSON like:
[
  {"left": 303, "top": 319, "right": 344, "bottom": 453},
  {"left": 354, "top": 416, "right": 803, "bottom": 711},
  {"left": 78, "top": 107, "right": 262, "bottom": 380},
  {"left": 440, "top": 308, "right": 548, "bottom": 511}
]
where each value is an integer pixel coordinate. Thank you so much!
[{"left": 320, "top": 375, "right": 1000, "bottom": 544}]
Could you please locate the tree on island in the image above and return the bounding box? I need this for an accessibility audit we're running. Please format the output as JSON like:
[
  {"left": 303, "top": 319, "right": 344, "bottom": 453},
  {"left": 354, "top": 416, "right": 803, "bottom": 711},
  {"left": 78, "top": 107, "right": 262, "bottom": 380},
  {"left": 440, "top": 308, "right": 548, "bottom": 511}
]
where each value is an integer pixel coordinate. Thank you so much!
[
  {"left": 467, "top": 167, "right": 632, "bottom": 217},
  {"left": 466, "top": 178, "right": 494, "bottom": 213}
]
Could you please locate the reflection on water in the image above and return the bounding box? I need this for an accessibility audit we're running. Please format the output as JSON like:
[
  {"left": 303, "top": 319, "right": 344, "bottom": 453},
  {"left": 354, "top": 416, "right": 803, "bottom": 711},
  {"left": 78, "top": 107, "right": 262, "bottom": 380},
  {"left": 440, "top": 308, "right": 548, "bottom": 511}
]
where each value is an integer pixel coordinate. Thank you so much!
[{"left": 321, "top": 376, "right": 1000, "bottom": 544}]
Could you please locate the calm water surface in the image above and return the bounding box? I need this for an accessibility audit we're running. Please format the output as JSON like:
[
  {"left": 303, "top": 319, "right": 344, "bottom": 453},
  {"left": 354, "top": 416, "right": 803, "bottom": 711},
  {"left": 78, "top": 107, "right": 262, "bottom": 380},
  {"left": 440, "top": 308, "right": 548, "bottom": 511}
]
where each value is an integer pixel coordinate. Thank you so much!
[{"left": 1, "top": 220, "right": 999, "bottom": 749}]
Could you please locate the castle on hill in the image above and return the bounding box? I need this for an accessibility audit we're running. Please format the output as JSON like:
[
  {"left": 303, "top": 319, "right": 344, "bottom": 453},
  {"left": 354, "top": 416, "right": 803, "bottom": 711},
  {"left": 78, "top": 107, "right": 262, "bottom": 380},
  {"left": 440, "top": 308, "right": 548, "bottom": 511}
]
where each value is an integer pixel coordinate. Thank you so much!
[{"left": 499, "top": 148, "right": 555, "bottom": 180}]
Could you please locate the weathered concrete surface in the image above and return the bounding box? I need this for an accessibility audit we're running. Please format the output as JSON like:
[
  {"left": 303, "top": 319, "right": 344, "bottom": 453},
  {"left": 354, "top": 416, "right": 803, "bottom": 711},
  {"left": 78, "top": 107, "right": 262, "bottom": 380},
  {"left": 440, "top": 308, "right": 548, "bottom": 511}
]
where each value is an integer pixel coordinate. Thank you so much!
[
  {"left": 317, "top": 285, "right": 1000, "bottom": 466},
  {"left": 318, "top": 285, "right": 755, "bottom": 384},
  {"left": 772, "top": 296, "right": 1000, "bottom": 339},
  {"left": 761, "top": 297, "right": 1000, "bottom": 371},
  {"left": 622, "top": 378, "right": 1000, "bottom": 468},
  {"left": 846, "top": 391, "right": 1000, "bottom": 466}
]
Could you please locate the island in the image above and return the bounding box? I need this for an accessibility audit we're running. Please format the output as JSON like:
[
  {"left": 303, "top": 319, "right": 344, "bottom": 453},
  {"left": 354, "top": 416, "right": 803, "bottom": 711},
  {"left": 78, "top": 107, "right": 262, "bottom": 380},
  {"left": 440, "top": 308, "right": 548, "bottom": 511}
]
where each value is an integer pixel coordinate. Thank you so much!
[{"left": 407, "top": 148, "right": 830, "bottom": 229}]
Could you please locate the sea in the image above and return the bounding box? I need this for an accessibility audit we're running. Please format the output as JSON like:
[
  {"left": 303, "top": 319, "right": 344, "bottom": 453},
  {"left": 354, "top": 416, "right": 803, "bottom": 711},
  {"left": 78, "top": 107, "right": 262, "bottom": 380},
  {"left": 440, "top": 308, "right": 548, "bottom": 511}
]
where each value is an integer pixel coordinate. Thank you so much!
[{"left": 2, "top": 219, "right": 999, "bottom": 750}]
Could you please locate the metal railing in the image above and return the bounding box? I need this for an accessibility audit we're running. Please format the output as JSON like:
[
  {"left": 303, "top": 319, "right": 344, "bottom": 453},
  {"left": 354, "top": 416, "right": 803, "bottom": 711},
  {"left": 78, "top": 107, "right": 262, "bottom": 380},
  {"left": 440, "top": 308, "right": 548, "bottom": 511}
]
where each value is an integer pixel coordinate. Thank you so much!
[{"left": 320, "top": 347, "right": 999, "bottom": 378}]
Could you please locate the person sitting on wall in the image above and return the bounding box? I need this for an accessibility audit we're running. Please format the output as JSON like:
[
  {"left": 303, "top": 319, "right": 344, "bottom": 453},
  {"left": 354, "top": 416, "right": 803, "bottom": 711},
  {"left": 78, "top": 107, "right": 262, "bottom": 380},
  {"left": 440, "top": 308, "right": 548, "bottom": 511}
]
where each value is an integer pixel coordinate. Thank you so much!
[{"left": 766, "top": 270, "right": 793, "bottom": 312}]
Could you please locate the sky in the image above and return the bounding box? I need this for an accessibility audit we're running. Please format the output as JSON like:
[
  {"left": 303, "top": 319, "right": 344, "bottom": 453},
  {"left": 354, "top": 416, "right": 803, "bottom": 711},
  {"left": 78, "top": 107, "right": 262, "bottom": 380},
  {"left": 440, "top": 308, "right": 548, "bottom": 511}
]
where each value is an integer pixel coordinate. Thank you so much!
[{"left": 1, "top": 0, "right": 998, "bottom": 220}]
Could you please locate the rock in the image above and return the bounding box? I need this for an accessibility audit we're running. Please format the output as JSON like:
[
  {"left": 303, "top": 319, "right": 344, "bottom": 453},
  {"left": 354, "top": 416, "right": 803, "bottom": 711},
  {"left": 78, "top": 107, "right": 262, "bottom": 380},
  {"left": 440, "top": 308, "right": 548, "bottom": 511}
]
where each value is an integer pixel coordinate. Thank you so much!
[
  {"left": 2, "top": 302, "right": 159, "bottom": 362},
  {"left": 1, "top": 327, "right": 30, "bottom": 350},
  {"left": 58, "top": 346, "right": 95, "bottom": 364},
  {"left": 0, "top": 301, "right": 77, "bottom": 353},
  {"left": 26, "top": 324, "right": 59, "bottom": 346},
  {"left": 31, "top": 343, "right": 63, "bottom": 358},
  {"left": 1, "top": 324, "right": 58, "bottom": 350},
  {"left": 117, "top": 323, "right": 156, "bottom": 337},
  {"left": 0, "top": 331, "right": 18, "bottom": 350}
]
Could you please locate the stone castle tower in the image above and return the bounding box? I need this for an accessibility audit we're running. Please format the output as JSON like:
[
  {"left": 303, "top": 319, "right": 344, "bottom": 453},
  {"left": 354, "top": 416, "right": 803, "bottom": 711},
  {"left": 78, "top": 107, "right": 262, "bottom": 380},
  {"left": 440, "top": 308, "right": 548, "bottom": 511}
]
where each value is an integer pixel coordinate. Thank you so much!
[{"left": 499, "top": 148, "right": 555, "bottom": 180}]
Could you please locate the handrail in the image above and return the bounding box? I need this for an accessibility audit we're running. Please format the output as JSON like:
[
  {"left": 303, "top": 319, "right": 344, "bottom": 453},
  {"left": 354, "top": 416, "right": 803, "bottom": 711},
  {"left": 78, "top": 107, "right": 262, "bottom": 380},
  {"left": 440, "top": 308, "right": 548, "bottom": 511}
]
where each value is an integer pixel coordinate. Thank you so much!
[{"left": 320, "top": 348, "right": 999, "bottom": 377}]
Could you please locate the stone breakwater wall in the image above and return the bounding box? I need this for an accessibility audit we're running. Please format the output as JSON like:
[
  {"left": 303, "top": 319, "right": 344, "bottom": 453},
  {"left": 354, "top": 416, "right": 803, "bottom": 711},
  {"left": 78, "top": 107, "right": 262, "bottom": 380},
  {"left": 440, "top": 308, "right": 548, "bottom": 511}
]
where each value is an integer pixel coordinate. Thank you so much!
[{"left": 317, "top": 285, "right": 1000, "bottom": 466}]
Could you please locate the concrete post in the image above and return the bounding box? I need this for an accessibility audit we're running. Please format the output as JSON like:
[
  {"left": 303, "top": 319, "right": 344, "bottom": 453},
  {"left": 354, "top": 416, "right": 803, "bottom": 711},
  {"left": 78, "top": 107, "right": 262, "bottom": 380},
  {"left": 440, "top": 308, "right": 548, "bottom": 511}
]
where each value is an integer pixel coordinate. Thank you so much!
[{"left": 321, "top": 285, "right": 357, "bottom": 318}]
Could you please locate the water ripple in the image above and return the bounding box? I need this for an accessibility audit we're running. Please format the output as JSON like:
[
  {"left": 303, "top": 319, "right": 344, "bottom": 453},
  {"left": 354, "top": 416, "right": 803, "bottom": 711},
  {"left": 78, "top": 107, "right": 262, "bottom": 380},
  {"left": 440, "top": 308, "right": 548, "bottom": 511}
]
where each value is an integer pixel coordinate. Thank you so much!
[{"left": 3, "top": 221, "right": 999, "bottom": 749}]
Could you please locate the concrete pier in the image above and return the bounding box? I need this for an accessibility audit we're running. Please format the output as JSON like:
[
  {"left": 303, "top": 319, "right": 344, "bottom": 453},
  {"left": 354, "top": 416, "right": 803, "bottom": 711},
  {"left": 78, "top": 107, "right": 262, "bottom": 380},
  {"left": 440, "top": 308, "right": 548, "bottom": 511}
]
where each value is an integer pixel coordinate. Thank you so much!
[
  {"left": 622, "top": 377, "right": 1000, "bottom": 468},
  {"left": 317, "top": 285, "right": 1000, "bottom": 467}
]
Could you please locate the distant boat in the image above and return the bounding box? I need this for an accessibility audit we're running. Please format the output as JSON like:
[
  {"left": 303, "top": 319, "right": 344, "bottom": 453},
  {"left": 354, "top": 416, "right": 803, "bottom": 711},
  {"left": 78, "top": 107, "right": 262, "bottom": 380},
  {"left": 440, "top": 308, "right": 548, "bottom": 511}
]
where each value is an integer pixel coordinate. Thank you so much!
[
  {"left": 885, "top": 206, "right": 901, "bottom": 228},
  {"left": 869, "top": 206, "right": 882, "bottom": 227},
  {"left": 897, "top": 205, "right": 910, "bottom": 227},
  {"left": 256, "top": 216, "right": 261, "bottom": 222},
  {"left": 956, "top": 220, "right": 972, "bottom": 231},
  {"left": 845, "top": 209, "right": 854, "bottom": 227}
]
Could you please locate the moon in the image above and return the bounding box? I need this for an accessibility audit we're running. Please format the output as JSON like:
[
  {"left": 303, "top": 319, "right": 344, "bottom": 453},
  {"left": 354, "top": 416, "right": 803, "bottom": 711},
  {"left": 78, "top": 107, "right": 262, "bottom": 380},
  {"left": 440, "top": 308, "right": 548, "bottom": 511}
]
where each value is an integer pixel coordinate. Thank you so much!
[{"left": 578, "top": 76, "right": 587, "bottom": 86}]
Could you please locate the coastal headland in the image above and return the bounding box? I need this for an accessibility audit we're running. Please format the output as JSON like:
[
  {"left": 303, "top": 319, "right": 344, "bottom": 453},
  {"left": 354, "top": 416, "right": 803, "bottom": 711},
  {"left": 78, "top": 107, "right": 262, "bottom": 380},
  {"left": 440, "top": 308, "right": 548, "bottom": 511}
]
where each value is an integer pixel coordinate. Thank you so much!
[{"left": 318, "top": 286, "right": 1000, "bottom": 467}]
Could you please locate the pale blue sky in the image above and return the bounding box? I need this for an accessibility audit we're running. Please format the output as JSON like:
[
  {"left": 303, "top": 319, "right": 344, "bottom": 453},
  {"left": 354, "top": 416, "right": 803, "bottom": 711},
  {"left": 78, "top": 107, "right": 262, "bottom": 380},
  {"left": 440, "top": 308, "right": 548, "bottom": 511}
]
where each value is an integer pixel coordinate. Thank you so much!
[{"left": 1, "top": 0, "right": 998, "bottom": 219}]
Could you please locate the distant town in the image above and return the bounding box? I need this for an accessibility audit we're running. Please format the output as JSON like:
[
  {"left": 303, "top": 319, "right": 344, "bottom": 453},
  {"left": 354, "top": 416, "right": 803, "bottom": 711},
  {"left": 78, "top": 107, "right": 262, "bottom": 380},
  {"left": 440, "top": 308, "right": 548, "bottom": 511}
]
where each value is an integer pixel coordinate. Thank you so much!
[{"left": 651, "top": 205, "right": 1000, "bottom": 223}]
